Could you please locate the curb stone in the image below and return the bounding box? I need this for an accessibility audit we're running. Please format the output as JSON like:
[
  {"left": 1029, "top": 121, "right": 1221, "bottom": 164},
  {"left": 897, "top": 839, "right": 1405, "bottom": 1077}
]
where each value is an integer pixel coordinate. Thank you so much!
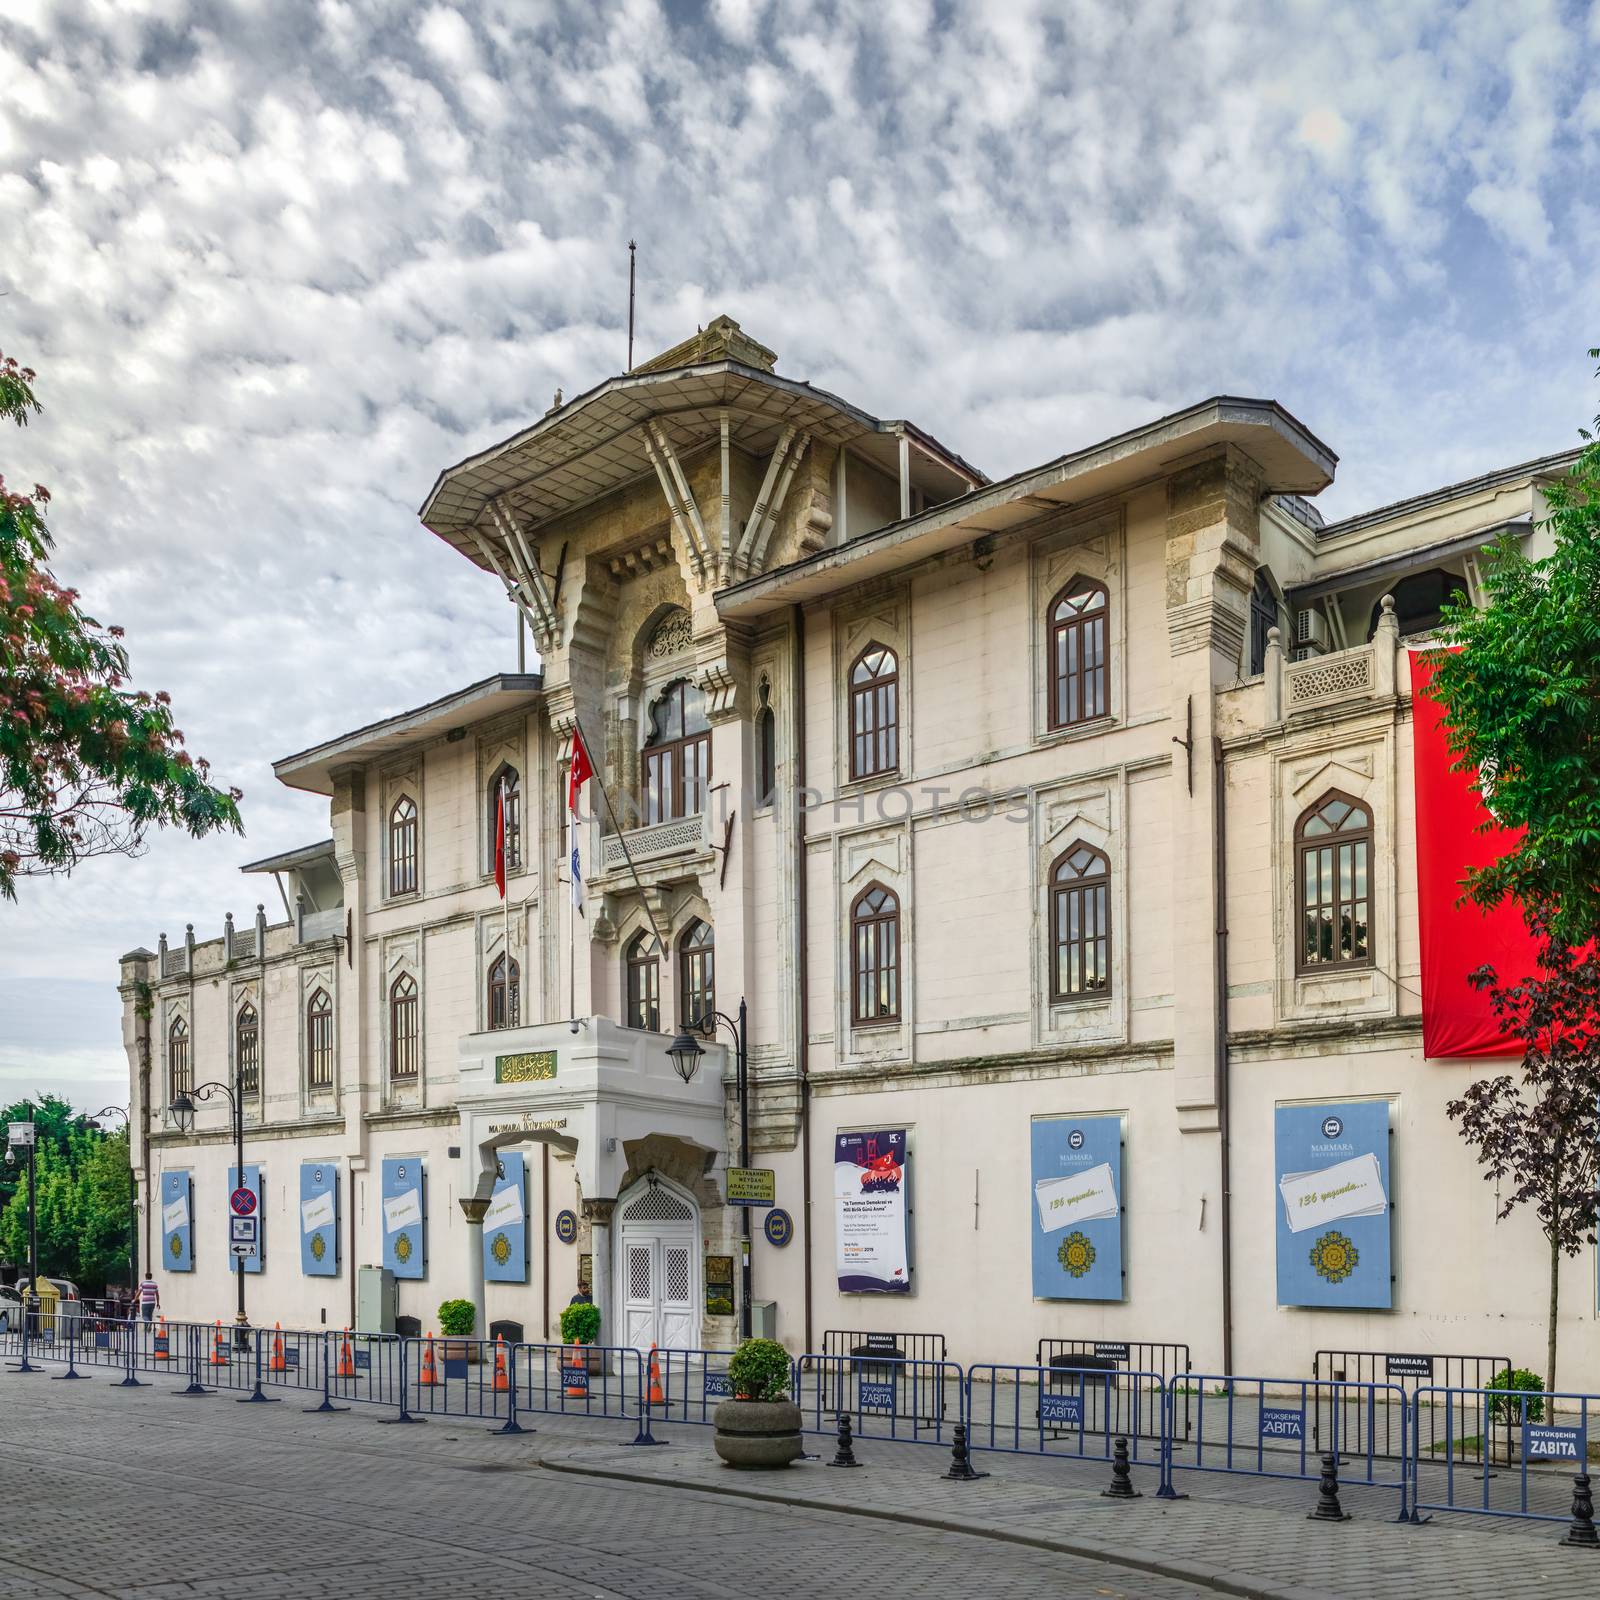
[{"left": 537, "top": 1449, "right": 1347, "bottom": 1600}]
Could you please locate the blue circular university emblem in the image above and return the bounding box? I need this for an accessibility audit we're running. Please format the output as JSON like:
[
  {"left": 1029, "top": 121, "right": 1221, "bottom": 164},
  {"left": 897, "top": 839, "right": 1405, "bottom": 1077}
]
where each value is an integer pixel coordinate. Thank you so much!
[
  {"left": 1067, "top": 1129, "right": 1085, "bottom": 1151},
  {"left": 554, "top": 1209, "right": 578, "bottom": 1245},
  {"left": 764, "top": 1208, "right": 794, "bottom": 1248},
  {"left": 1321, "top": 1116, "right": 1344, "bottom": 1140}
]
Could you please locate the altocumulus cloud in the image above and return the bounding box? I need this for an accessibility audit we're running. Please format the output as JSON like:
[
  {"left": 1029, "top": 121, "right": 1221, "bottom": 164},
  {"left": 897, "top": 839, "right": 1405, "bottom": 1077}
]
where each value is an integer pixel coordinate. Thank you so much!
[{"left": 0, "top": 0, "right": 1596, "bottom": 1099}]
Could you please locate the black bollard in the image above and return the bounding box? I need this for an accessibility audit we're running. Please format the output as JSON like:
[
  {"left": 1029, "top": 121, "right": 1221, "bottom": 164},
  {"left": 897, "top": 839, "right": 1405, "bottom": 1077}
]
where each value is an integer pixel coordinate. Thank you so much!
[
  {"left": 1102, "top": 1436, "right": 1142, "bottom": 1500},
  {"left": 829, "top": 1411, "right": 861, "bottom": 1468},
  {"left": 1560, "top": 1472, "right": 1599, "bottom": 1549},
  {"left": 942, "top": 1423, "right": 989, "bottom": 1482},
  {"left": 1307, "top": 1452, "right": 1352, "bottom": 1522}
]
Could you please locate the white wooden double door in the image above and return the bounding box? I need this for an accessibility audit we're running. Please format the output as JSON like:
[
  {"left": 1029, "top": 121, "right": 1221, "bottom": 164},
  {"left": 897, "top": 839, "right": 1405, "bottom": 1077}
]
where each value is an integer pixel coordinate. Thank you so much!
[{"left": 617, "top": 1183, "right": 698, "bottom": 1353}]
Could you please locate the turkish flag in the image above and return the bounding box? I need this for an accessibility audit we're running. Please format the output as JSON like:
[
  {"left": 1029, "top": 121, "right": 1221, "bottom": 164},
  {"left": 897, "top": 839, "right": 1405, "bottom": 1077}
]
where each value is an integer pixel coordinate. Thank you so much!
[
  {"left": 1409, "top": 650, "right": 1536, "bottom": 1058},
  {"left": 568, "top": 727, "right": 594, "bottom": 813},
  {"left": 494, "top": 780, "right": 507, "bottom": 900}
]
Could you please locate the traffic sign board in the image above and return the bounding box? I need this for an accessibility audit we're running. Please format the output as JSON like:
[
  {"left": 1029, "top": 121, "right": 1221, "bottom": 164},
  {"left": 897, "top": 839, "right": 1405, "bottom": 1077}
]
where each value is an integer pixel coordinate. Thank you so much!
[
  {"left": 230, "top": 1241, "right": 258, "bottom": 1260},
  {"left": 230, "top": 1216, "right": 259, "bottom": 1244},
  {"left": 229, "top": 1186, "right": 258, "bottom": 1217},
  {"left": 726, "top": 1166, "right": 776, "bottom": 1207}
]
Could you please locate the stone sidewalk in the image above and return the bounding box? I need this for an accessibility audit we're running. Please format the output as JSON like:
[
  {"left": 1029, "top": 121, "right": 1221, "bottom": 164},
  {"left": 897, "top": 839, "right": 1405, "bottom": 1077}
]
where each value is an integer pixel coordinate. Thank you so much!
[{"left": 535, "top": 1418, "right": 1598, "bottom": 1600}]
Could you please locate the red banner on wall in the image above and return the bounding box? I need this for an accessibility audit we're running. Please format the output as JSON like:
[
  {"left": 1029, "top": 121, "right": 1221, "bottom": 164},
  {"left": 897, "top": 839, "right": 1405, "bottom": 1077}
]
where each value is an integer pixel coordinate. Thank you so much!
[{"left": 1409, "top": 651, "right": 1534, "bottom": 1058}]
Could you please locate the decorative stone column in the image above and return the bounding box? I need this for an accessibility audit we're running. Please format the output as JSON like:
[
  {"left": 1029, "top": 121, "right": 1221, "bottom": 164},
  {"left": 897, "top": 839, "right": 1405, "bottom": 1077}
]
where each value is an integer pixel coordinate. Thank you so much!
[
  {"left": 459, "top": 1195, "right": 489, "bottom": 1343},
  {"left": 581, "top": 1197, "right": 616, "bottom": 1350}
]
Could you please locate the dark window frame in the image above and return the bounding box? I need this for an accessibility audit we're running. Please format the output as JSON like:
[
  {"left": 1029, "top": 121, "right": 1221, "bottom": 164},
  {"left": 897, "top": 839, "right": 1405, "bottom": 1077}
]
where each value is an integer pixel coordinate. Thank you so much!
[
  {"left": 389, "top": 973, "right": 419, "bottom": 1079},
  {"left": 626, "top": 932, "right": 662, "bottom": 1031},
  {"left": 168, "top": 1015, "right": 191, "bottom": 1101},
  {"left": 306, "top": 989, "right": 334, "bottom": 1090},
  {"left": 1248, "top": 569, "right": 1279, "bottom": 677},
  {"left": 1049, "top": 842, "right": 1112, "bottom": 1002},
  {"left": 848, "top": 644, "right": 899, "bottom": 782},
  {"left": 642, "top": 679, "right": 712, "bottom": 825},
  {"left": 389, "top": 794, "right": 418, "bottom": 897},
  {"left": 850, "top": 882, "right": 901, "bottom": 1026},
  {"left": 1294, "top": 790, "right": 1373, "bottom": 974},
  {"left": 235, "top": 1004, "right": 260, "bottom": 1097},
  {"left": 756, "top": 705, "right": 777, "bottom": 807},
  {"left": 1047, "top": 577, "right": 1110, "bottom": 731},
  {"left": 487, "top": 764, "right": 521, "bottom": 874},
  {"left": 486, "top": 953, "right": 520, "bottom": 1031},
  {"left": 678, "top": 919, "right": 715, "bottom": 1027}
]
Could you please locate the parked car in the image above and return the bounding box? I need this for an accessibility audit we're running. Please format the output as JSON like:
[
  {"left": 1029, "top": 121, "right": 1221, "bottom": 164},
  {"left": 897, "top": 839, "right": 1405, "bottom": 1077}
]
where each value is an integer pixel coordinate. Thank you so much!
[{"left": 0, "top": 1284, "right": 20, "bottom": 1333}]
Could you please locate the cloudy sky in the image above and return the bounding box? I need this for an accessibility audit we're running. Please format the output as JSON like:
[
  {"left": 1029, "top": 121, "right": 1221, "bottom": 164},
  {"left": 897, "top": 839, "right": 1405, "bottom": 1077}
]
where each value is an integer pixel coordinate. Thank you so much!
[{"left": 1, "top": 0, "right": 1597, "bottom": 1109}]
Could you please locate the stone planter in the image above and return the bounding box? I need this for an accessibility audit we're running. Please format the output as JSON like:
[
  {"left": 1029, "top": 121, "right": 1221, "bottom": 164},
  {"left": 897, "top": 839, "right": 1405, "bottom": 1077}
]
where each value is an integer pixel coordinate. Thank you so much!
[
  {"left": 713, "top": 1398, "right": 804, "bottom": 1469},
  {"left": 442, "top": 1338, "right": 480, "bottom": 1365}
]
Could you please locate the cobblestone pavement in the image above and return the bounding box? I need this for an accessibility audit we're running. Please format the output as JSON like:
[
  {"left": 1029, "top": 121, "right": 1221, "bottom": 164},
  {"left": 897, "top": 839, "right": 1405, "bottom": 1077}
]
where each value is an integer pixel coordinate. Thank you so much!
[{"left": 0, "top": 1369, "right": 1217, "bottom": 1600}]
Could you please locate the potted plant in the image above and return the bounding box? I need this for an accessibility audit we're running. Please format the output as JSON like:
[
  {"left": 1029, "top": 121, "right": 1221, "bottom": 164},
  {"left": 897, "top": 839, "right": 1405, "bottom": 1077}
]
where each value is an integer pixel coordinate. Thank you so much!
[
  {"left": 713, "top": 1337, "right": 802, "bottom": 1469},
  {"left": 1485, "top": 1367, "right": 1545, "bottom": 1462},
  {"left": 560, "top": 1300, "right": 603, "bottom": 1373},
  {"left": 438, "top": 1298, "right": 476, "bottom": 1363}
]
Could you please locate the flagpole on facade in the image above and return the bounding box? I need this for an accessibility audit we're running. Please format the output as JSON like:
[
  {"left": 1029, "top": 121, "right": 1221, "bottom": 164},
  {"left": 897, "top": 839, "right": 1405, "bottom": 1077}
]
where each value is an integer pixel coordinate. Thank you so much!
[{"left": 502, "top": 776, "right": 511, "bottom": 1012}]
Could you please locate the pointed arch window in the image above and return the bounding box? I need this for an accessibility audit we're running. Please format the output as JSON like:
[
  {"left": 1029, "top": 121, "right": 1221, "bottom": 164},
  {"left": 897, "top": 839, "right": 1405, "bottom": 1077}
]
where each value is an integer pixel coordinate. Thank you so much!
[
  {"left": 168, "top": 1015, "right": 191, "bottom": 1101},
  {"left": 850, "top": 883, "right": 900, "bottom": 1025},
  {"left": 306, "top": 989, "right": 334, "bottom": 1089},
  {"left": 1050, "top": 843, "right": 1111, "bottom": 1000},
  {"left": 626, "top": 933, "right": 662, "bottom": 1032},
  {"left": 678, "top": 919, "right": 715, "bottom": 1028},
  {"left": 487, "top": 953, "right": 520, "bottom": 1031},
  {"left": 389, "top": 974, "right": 419, "bottom": 1079},
  {"left": 849, "top": 645, "right": 898, "bottom": 780},
  {"left": 1248, "top": 569, "right": 1279, "bottom": 677},
  {"left": 756, "top": 679, "right": 777, "bottom": 808},
  {"left": 643, "top": 679, "right": 711, "bottom": 824},
  {"left": 1048, "top": 578, "right": 1108, "bottom": 729},
  {"left": 235, "top": 1004, "right": 260, "bottom": 1096},
  {"left": 488, "top": 765, "right": 521, "bottom": 874},
  {"left": 389, "top": 795, "right": 418, "bottom": 896},
  {"left": 1295, "top": 792, "right": 1372, "bottom": 971}
]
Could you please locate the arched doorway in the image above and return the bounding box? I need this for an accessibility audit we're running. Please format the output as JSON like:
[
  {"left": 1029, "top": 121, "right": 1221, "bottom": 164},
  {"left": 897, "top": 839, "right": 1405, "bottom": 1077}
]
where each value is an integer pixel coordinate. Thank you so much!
[{"left": 615, "top": 1176, "right": 699, "bottom": 1354}]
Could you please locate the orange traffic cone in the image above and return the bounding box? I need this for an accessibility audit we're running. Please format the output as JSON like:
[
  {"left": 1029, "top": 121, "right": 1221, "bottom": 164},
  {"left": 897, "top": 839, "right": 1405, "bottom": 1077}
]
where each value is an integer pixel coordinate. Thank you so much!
[
  {"left": 153, "top": 1316, "right": 169, "bottom": 1360},
  {"left": 337, "top": 1328, "right": 356, "bottom": 1379},
  {"left": 648, "top": 1342, "right": 664, "bottom": 1406},
  {"left": 418, "top": 1332, "right": 440, "bottom": 1387},
  {"left": 268, "top": 1322, "right": 286, "bottom": 1373},
  {"left": 209, "top": 1320, "right": 229, "bottom": 1366},
  {"left": 493, "top": 1332, "right": 509, "bottom": 1394},
  {"left": 564, "top": 1335, "right": 586, "bottom": 1397}
]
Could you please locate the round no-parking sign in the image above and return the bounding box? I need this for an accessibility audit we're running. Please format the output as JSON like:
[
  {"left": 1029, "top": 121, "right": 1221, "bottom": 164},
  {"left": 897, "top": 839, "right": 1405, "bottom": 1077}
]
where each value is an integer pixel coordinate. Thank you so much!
[{"left": 229, "top": 1186, "right": 258, "bottom": 1217}]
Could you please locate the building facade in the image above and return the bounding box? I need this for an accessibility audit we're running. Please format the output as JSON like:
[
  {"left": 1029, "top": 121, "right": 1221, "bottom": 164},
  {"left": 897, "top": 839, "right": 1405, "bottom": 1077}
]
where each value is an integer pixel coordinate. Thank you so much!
[{"left": 122, "top": 315, "right": 1582, "bottom": 1375}]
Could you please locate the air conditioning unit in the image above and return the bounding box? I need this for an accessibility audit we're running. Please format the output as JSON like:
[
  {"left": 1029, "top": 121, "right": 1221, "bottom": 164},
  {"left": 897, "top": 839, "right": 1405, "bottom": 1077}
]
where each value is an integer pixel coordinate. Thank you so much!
[{"left": 1294, "top": 608, "right": 1331, "bottom": 654}]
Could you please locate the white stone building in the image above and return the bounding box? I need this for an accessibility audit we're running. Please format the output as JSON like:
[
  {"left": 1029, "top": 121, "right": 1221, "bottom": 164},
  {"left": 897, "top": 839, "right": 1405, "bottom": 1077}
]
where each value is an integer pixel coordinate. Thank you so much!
[{"left": 122, "top": 315, "right": 1582, "bottom": 1378}]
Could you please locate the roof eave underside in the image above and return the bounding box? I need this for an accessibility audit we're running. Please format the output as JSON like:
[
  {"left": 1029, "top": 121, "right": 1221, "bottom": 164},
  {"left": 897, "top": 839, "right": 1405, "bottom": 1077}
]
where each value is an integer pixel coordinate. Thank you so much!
[{"left": 716, "top": 398, "right": 1337, "bottom": 621}]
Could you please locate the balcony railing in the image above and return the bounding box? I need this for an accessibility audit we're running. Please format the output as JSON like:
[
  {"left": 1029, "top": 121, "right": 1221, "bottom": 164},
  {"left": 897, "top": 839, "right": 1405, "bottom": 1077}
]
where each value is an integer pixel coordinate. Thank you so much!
[{"left": 599, "top": 813, "right": 706, "bottom": 874}]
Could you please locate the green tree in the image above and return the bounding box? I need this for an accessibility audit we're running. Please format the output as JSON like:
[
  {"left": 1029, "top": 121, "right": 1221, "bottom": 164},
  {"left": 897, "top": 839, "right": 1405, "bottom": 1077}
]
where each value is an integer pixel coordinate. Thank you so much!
[
  {"left": 75, "top": 1126, "right": 134, "bottom": 1289},
  {"left": 1427, "top": 349, "right": 1600, "bottom": 949},
  {"left": 0, "top": 1093, "right": 77, "bottom": 1220},
  {"left": 1, "top": 350, "right": 242, "bottom": 899}
]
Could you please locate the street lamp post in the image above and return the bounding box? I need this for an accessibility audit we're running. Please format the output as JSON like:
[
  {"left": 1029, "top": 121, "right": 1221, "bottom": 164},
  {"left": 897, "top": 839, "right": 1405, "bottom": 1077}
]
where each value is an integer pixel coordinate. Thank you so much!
[
  {"left": 88, "top": 1107, "right": 137, "bottom": 1295},
  {"left": 170, "top": 1075, "right": 247, "bottom": 1334},
  {"left": 4, "top": 1116, "right": 39, "bottom": 1362},
  {"left": 667, "top": 997, "right": 753, "bottom": 1341}
]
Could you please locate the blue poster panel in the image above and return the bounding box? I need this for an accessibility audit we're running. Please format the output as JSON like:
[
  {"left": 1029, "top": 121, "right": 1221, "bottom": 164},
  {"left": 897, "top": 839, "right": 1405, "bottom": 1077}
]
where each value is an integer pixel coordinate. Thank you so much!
[
  {"left": 1030, "top": 1114, "right": 1124, "bottom": 1301},
  {"left": 381, "top": 1157, "right": 427, "bottom": 1279},
  {"left": 299, "top": 1162, "right": 340, "bottom": 1277},
  {"left": 160, "top": 1169, "right": 193, "bottom": 1272},
  {"left": 483, "top": 1152, "right": 527, "bottom": 1284},
  {"left": 1274, "top": 1101, "right": 1391, "bottom": 1309},
  {"left": 834, "top": 1129, "right": 910, "bottom": 1293},
  {"left": 227, "top": 1163, "right": 265, "bottom": 1275}
]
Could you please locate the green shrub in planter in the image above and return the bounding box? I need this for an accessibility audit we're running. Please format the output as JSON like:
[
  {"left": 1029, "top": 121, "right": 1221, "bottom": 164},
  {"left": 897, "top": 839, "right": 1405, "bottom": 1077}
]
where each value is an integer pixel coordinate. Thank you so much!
[
  {"left": 437, "top": 1298, "right": 475, "bottom": 1338},
  {"left": 728, "top": 1337, "right": 790, "bottom": 1402},
  {"left": 560, "top": 1300, "right": 601, "bottom": 1346},
  {"left": 1486, "top": 1367, "right": 1545, "bottom": 1423}
]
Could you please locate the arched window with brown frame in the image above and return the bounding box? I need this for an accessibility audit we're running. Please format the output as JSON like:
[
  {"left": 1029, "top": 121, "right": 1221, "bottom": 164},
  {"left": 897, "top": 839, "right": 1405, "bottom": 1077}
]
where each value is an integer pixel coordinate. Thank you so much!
[
  {"left": 1050, "top": 843, "right": 1111, "bottom": 1000},
  {"left": 642, "top": 679, "right": 711, "bottom": 824},
  {"left": 1047, "top": 577, "right": 1109, "bottom": 729},
  {"left": 486, "top": 953, "right": 520, "bottom": 1031},
  {"left": 168, "top": 1015, "right": 190, "bottom": 1101},
  {"left": 488, "top": 764, "right": 521, "bottom": 874},
  {"left": 849, "top": 644, "right": 898, "bottom": 780},
  {"left": 306, "top": 989, "right": 334, "bottom": 1089},
  {"left": 390, "top": 974, "right": 419, "bottom": 1079},
  {"left": 850, "top": 882, "right": 900, "bottom": 1025},
  {"left": 389, "top": 795, "right": 418, "bottom": 896},
  {"left": 678, "top": 919, "right": 714, "bottom": 1027},
  {"left": 235, "top": 1004, "right": 260, "bottom": 1096},
  {"left": 626, "top": 932, "right": 662, "bottom": 1031},
  {"left": 1295, "top": 791, "right": 1372, "bottom": 971}
]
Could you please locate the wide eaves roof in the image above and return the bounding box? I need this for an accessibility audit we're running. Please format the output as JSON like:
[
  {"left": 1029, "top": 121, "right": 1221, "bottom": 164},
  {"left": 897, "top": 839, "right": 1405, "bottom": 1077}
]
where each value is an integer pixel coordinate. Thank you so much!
[
  {"left": 717, "top": 396, "right": 1337, "bottom": 621},
  {"left": 417, "top": 361, "right": 985, "bottom": 568}
]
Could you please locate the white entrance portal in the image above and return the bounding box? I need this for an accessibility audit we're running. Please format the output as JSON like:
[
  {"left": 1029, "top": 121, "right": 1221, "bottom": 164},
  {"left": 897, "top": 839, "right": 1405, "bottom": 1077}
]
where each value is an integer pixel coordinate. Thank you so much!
[{"left": 616, "top": 1179, "right": 700, "bottom": 1354}]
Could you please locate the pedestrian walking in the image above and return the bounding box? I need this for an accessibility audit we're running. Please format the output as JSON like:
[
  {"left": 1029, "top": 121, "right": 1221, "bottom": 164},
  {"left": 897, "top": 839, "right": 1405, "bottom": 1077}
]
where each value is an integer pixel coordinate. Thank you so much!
[{"left": 136, "top": 1273, "right": 159, "bottom": 1323}]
